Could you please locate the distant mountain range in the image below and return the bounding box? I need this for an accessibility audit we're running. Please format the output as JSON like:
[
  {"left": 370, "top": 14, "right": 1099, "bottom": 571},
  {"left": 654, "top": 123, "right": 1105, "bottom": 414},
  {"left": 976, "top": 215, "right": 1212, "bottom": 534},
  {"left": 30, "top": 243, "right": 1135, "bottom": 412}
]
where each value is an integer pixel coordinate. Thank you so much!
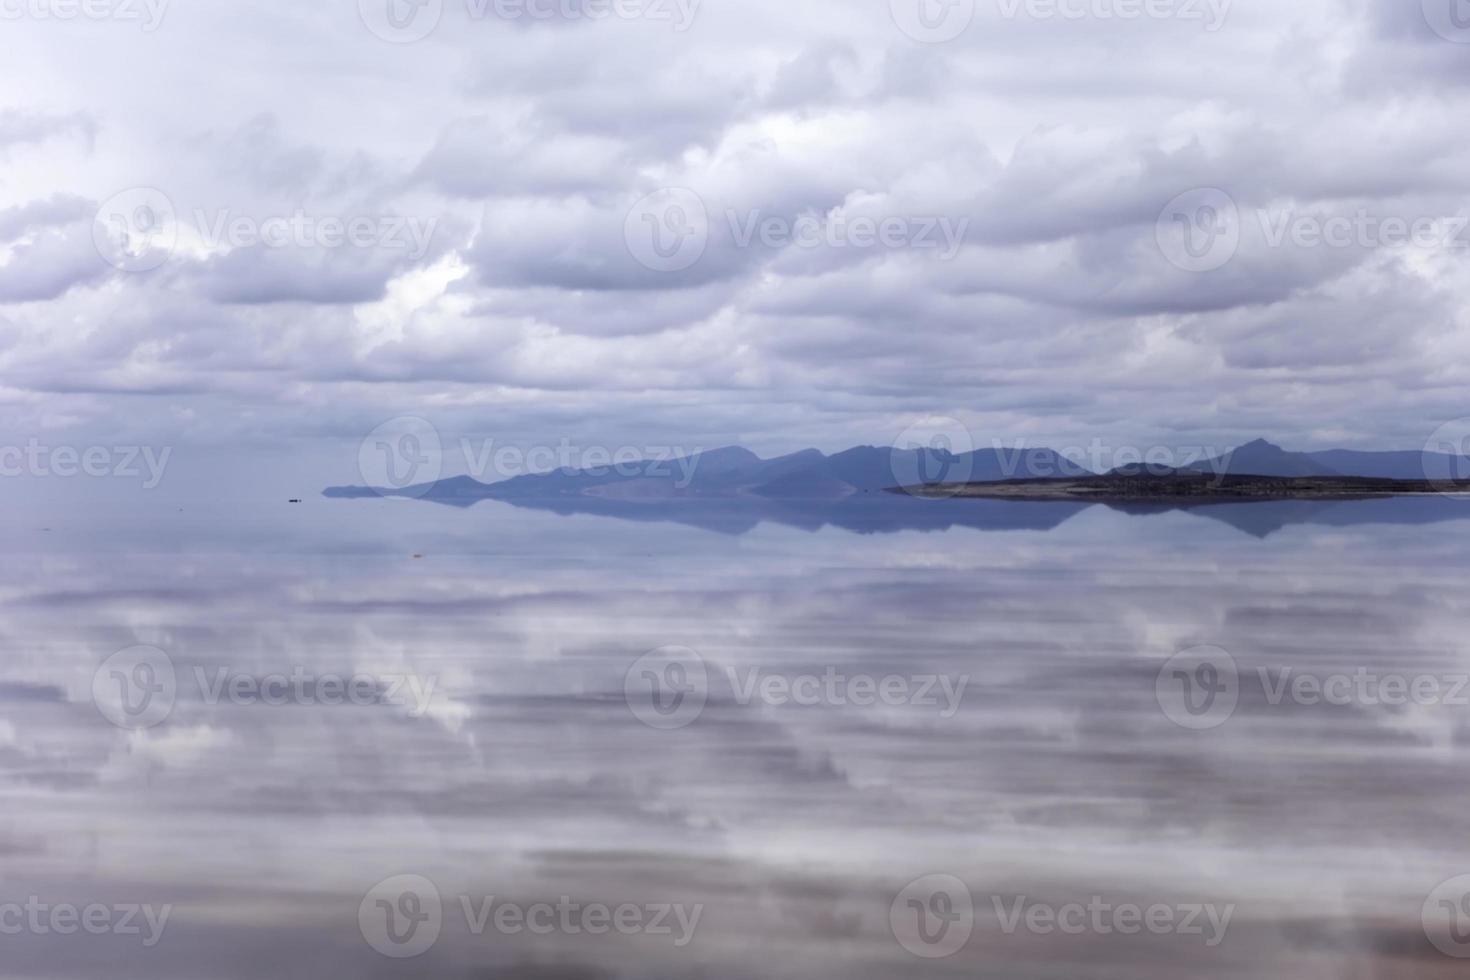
[{"left": 325, "top": 439, "right": 1470, "bottom": 503}]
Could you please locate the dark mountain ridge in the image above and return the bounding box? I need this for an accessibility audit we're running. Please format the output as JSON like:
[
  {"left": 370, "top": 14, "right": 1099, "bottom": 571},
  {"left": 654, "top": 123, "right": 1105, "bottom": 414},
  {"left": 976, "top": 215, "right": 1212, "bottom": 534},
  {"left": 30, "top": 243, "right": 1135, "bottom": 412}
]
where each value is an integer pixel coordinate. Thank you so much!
[{"left": 324, "top": 439, "right": 1470, "bottom": 503}]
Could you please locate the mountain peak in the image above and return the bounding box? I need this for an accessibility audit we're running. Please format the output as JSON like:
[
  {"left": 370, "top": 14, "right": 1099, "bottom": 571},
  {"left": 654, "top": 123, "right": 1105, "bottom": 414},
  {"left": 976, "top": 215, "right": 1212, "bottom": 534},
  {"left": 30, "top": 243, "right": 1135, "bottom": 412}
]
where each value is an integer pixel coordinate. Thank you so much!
[
  {"left": 688, "top": 446, "right": 761, "bottom": 468},
  {"left": 1204, "top": 439, "right": 1339, "bottom": 477}
]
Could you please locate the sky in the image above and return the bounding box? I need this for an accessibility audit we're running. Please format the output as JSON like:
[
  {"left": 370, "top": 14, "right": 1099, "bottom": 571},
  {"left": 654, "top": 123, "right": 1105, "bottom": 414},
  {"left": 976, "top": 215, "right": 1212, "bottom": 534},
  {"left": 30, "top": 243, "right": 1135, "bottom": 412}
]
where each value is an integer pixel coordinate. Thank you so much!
[{"left": 2, "top": 0, "right": 1470, "bottom": 493}]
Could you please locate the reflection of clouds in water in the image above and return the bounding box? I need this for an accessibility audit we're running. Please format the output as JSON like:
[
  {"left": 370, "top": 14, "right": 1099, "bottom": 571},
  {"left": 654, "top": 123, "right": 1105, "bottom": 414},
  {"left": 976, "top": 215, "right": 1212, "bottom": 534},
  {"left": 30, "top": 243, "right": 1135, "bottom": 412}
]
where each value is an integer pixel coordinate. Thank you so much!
[{"left": 0, "top": 500, "right": 1468, "bottom": 975}]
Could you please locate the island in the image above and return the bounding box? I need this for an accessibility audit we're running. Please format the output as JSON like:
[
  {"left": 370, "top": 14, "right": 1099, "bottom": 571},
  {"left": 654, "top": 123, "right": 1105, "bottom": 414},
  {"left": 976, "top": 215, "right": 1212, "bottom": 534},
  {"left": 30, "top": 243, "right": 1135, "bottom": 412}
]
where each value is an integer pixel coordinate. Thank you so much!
[{"left": 898, "top": 469, "right": 1470, "bottom": 503}]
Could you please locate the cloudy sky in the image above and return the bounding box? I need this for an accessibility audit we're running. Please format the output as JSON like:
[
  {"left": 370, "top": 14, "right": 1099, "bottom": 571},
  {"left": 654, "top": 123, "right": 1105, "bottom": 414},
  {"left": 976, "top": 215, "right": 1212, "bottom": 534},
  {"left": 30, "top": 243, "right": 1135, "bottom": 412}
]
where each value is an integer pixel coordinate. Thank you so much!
[{"left": 3, "top": 0, "right": 1469, "bottom": 491}]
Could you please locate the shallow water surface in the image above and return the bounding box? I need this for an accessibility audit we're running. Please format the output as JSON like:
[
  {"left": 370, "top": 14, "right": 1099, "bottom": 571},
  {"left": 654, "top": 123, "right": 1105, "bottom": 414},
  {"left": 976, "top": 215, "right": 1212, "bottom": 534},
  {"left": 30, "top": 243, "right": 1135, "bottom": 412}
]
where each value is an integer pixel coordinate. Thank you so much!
[{"left": 2, "top": 495, "right": 1468, "bottom": 977}]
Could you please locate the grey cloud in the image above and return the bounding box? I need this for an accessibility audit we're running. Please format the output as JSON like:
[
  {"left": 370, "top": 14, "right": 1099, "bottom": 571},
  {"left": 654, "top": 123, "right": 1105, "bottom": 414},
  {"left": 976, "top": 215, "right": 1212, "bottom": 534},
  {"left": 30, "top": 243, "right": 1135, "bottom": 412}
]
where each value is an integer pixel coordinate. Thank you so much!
[
  {"left": 0, "top": 109, "right": 96, "bottom": 153},
  {"left": 0, "top": 226, "right": 109, "bottom": 303},
  {"left": 0, "top": 195, "right": 94, "bottom": 239},
  {"left": 195, "top": 113, "right": 326, "bottom": 192},
  {"left": 192, "top": 246, "right": 419, "bottom": 305},
  {"left": 414, "top": 116, "right": 635, "bottom": 198},
  {"left": 0, "top": 0, "right": 1468, "bottom": 460}
]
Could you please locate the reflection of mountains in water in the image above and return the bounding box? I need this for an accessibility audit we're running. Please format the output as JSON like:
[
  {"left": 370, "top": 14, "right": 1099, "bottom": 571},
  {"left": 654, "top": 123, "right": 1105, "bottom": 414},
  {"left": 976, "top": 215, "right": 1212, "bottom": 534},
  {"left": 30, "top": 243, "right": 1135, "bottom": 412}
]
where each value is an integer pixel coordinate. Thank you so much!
[
  {"left": 334, "top": 484, "right": 1470, "bottom": 538},
  {"left": 325, "top": 440, "right": 1470, "bottom": 537},
  {"left": 498, "top": 493, "right": 1087, "bottom": 536},
  {"left": 1110, "top": 494, "right": 1470, "bottom": 538}
]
